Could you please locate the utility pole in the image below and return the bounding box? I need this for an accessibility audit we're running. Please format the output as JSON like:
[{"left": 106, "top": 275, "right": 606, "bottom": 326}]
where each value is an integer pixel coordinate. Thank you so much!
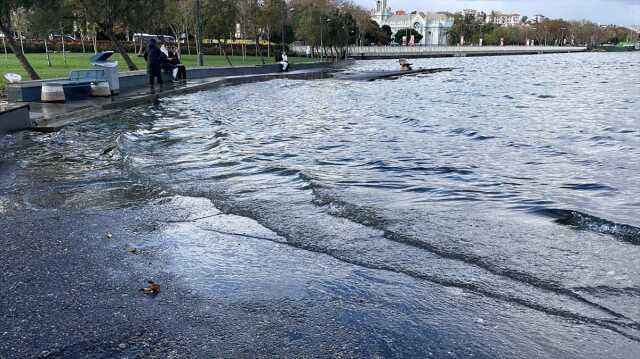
[{"left": 196, "top": 0, "right": 204, "bottom": 66}]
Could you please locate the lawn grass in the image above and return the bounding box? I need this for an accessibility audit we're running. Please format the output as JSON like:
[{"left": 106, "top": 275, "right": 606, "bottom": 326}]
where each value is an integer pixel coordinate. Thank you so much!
[{"left": 0, "top": 52, "right": 311, "bottom": 93}]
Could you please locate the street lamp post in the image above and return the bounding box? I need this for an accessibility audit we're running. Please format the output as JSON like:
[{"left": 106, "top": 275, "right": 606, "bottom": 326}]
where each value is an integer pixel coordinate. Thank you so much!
[
  {"left": 195, "top": 0, "right": 204, "bottom": 66},
  {"left": 321, "top": 18, "right": 331, "bottom": 61},
  {"left": 320, "top": 16, "right": 323, "bottom": 61}
]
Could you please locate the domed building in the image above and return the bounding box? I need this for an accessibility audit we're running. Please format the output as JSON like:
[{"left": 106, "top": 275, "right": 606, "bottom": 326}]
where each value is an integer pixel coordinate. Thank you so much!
[{"left": 371, "top": 0, "right": 453, "bottom": 46}]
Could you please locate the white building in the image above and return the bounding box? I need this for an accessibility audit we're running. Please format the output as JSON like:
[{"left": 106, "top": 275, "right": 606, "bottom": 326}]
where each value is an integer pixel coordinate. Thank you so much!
[
  {"left": 534, "top": 14, "right": 546, "bottom": 23},
  {"left": 486, "top": 12, "right": 522, "bottom": 27},
  {"left": 371, "top": 0, "right": 453, "bottom": 46}
]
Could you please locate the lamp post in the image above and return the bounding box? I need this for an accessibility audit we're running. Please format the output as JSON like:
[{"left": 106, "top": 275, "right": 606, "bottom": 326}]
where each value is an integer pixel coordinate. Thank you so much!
[
  {"left": 195, "top": 0, "right": 204, "bottom": 66},
  {"left": 320, "top": 17, "right": 331, "bottom": 61},
  {"left": 280, "top": 3, "right": 295, "bottom": 52}
]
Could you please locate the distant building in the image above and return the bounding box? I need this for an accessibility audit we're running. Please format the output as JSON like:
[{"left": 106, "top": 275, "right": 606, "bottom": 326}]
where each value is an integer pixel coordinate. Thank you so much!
[
  {"left": 462, "top": 9, "right": 487, "bottom": 22},
  {"left": 463, "top": 9, "right": 478, "bottom": 18},
  {"left": 534, "top": 14, "right": 546, "bottom": 23},
  {"left": 371, "top": 0, "right": 453, "bottom": 45},
  {"left": 486, "top": 12, "right": 522, "bottom": 27}
]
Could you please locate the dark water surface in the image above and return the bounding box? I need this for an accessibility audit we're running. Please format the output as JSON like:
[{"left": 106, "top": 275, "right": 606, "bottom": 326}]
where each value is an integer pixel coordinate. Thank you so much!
[{"left": 2, "top": 52, "right": 640, "bottom": 357}]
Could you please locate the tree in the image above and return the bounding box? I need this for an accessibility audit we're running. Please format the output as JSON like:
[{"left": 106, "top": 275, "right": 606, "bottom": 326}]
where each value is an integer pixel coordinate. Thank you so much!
[
  {"left": 202, "top": 0, "right": 237, "bottom": 66},
  {"left": 30, "top": 2, "right": 61, "bottom": 67},
  {"left": 237, "top": 0, "right": 264, "bottom": 63},
  {"left": 161, "top": 0, "right": 194, "bottom": 54},
  {"left": 362, "top": 20, "right": 390, "bottom": 45},
  {"left": 290, "top": 0, "right": 331, "bottom": 56},
  {"left": 394, "top": 28, "right": 422, "bottom": 45},
  {"left": 448, "top": 13, "right": 482, "bottom": 45},
  {"left": 380, "top": 25, "right": 392, "bottom": 44},
  {"left": 0, "top": 0, "right": 42, "bottom": 79},
  {"left": 72, "top": 0, "right": 164, "bottom": 71}
]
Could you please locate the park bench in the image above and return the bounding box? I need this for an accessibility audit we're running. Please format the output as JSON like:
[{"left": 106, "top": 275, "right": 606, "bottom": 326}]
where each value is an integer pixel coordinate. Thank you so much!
[
  {"left": 69, "top": 69, "right": 111, "bottom": 97},
  {"left": 41, "top": 80, "right": 92, "bottom": 102}
]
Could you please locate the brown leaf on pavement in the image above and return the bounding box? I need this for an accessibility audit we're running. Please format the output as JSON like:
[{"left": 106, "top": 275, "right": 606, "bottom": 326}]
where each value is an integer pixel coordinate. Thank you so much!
[{"left": 141, "top": 280, "right": 160, "bottom": 295}]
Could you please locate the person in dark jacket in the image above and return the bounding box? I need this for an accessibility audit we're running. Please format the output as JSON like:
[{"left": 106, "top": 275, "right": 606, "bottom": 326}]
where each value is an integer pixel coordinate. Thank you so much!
[{"left": 144, "top": 39, "right": 165, "bottom": 92}]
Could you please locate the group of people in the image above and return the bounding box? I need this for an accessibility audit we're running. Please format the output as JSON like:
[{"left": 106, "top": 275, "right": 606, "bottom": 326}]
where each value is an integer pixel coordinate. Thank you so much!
[
  {"left": 144, "top": 39, "right": 292, "bottom": 92},
  {"left": 143, "top": 38, "right": 187, "bottom": 92}
]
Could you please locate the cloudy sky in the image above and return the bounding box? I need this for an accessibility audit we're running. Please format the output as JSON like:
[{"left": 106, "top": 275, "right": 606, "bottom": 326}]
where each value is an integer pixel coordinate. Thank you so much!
[{"left": 354, "top": 0, "right": 640, "bottom": 26}]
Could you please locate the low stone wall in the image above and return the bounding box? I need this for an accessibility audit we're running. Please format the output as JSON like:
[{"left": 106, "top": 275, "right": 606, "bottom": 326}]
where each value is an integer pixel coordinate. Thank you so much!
[
  {"left": 118, "top": 62, "right": 330, "bottom": 93},
  {"left": 0, "top": 104, "right": 31, "bottom": 135}
]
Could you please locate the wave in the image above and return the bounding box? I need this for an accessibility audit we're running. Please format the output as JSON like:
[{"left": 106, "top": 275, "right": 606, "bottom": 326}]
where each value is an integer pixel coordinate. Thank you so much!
[
  {"left": 309, "top": 188, "right": 640, "bottom": 340},
  {"left": 534, "top": 208, "right": 640, "bottom": 245}
]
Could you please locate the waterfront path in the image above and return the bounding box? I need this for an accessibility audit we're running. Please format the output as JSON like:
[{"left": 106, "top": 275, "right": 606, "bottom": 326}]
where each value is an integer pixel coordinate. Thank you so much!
[{"left": 27, "top": 66, "right": 332, "bottom": 132}]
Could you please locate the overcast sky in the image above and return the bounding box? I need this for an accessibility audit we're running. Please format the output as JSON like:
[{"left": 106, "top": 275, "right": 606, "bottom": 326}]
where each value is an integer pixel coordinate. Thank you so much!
[{"left": 354, "top": 0, "right": 640, "bottom": 26}]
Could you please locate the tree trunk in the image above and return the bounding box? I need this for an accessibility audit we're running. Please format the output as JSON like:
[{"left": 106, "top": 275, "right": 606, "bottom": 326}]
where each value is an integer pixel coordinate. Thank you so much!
[
  {"left": 61, "top": 26, "right": 67, "bottom": 65},
  {"left": 104, "top": 26, "right": 137, "bottom": 71},
  {"left": 186, "top": 28, "right": 191, "bottom": 55},
  {"left": 0, "top": 22, "right": 40, "bottom": 79},
  {"left": 169, "top": 24, "right": 181, "bottom": 54},
  {"left": 222, "top": 40, "right": 233, "bottom": 67},
  {"left": 92, "top": 23, "right": 98, "bottom": 53},
  {"left": 19, "top": 31, "right": 24, "bottom": 54},
  {"left": 254, "top": 31, "right": 264, "bottom": 65},
  {"left": 2, "top": 36, "right": 7, "bottom": 61},
  {"left": 44, "top": 38, "right": 51, "bottom": 66}
]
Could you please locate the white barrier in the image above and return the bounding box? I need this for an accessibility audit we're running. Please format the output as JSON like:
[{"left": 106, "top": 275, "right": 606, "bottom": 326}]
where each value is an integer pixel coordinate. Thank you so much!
[{"left": 290, "top": 45, "right": 588, "bottom": 58}]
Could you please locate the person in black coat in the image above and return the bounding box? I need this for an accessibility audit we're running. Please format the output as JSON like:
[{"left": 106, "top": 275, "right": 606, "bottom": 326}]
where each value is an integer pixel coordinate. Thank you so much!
[{"left": 144, "top": 39, "right": 166, "bottom": 92}]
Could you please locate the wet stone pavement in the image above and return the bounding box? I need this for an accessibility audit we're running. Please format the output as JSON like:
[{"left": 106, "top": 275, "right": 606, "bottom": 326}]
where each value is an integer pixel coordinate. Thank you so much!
[{"left": 3, "top": 196, "right": 636, "bottom": 358}]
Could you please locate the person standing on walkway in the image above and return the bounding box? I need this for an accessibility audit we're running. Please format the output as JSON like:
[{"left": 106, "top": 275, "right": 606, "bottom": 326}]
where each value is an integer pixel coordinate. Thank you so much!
[{"left": 144, "top": 39, "right": 165, "bottom": 92}]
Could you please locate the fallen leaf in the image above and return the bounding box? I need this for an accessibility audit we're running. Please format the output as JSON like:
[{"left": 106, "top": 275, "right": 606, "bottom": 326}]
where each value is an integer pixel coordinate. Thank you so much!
[{"left": 141, "top": 280, "right": 160, "bottom": 295}]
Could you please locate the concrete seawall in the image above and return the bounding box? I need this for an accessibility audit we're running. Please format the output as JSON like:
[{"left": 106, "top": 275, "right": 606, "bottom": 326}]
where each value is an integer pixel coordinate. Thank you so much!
[
  {"left": 29, "top": 65, "right": 336, "bottom": 131},
  {"left": 5, "top": 62, "right": 332, "bottom": 103},
  {"left": 117, "top": 62, "right": 331, "bottom": 93},
  {"left": 290, "top": 45, "right": 587, "bottom": 60}
]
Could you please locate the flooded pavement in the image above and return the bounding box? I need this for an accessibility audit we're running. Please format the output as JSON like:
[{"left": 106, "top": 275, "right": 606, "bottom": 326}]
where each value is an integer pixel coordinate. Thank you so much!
[{"left": 1, "top": 52, "right": 639, "bottom": 358}]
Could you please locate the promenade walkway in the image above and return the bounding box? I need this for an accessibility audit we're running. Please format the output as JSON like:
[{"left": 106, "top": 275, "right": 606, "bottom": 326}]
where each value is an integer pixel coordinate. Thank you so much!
[{"left": 28, "top": 67, "right": 332, "bottom": 132}]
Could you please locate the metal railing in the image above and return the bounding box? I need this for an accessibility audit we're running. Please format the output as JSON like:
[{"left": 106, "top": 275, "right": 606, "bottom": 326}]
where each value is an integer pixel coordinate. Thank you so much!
[{"left": 290, "top": 45, "right": 588, "bottom": 58}]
